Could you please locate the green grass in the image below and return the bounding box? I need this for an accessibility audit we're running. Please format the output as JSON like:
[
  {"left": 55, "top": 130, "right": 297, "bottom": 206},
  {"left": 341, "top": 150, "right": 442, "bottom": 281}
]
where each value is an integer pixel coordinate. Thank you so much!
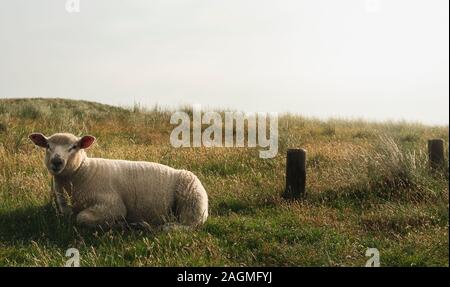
[{"left": 0, "top": 98, "right": 448, "bottom": 266}]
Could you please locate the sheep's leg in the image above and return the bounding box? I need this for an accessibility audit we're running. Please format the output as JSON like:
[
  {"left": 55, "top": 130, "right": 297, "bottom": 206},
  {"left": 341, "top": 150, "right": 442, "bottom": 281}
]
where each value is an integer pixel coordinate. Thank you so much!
[
  {"left": 76, "top": 202, "right": 126, "bottom": 229},
  {"left": 53, "top": 179, "right": 72, "bottom": 217}
]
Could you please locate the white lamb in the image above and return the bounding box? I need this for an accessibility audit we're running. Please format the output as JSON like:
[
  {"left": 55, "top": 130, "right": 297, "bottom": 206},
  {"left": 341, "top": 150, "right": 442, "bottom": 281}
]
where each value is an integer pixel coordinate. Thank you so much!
[{"left": 29, "top": 132, "right": 208, "bottom": 230}]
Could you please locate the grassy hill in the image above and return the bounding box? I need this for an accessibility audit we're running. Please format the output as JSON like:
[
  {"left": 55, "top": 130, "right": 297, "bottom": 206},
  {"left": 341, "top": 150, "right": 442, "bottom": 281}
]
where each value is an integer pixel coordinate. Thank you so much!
[{"left": 0, "top": 98, "right": 448, "bottom": 266}]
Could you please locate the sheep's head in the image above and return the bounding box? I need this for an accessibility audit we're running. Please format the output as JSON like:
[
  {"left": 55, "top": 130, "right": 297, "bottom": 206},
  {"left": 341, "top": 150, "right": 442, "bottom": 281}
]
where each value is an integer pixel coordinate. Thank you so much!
[{"left": 29, "top": 133, "right": 95, "bottom": 176}]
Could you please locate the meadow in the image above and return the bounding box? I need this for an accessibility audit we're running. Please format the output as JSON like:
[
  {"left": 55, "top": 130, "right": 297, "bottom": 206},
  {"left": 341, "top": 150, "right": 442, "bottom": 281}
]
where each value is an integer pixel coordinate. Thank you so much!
[{"left": 0, "top": 98, "right": 448, "bottom": 266}]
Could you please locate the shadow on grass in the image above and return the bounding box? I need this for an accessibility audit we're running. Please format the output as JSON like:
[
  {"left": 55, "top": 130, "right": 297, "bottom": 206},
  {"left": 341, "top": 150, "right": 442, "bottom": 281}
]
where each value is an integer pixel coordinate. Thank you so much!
[
  {"left": 0, "top": 203, "right": 75, "bottom": 248},
  {"left": 0, "top": 203, "right": 160, "bottom": 249}
]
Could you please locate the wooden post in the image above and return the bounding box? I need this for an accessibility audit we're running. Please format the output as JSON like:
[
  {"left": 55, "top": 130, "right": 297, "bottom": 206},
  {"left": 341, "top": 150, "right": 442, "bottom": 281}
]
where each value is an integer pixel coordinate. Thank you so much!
[
  {"left": 428, "top": 139, "right": 445, "bottom": 170},
  {"left": 284, "top": 149, "right": 306, "bottom": 199}
]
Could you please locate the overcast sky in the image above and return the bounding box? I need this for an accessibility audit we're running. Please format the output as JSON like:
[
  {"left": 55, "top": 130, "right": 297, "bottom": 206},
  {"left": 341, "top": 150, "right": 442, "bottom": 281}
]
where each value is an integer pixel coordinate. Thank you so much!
[{"left": 0, "top": 0, "right": 448, "bottom": 124}]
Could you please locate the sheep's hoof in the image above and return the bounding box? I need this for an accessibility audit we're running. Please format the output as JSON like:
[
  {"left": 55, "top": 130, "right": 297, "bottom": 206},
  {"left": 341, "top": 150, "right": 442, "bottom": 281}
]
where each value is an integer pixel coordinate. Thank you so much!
[
  {"left": 76, "top": 211, "right": 97, "bottom": 227},
  {"left": 62, "top": 208, "right": 73, "bottom": 218}
]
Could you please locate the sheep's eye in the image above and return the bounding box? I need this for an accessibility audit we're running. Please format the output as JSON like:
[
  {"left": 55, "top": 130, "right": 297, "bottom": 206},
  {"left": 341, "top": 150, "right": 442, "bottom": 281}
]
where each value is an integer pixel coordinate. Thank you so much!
[{"left": 68, "top": 145, "right": 77, "bottom": 152}]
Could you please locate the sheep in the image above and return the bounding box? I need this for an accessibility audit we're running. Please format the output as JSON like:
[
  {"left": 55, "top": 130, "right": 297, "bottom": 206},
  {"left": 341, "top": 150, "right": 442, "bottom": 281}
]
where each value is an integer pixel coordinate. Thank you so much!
[{"left": 29, "top": 132, "right": 208, "bottom": 230}]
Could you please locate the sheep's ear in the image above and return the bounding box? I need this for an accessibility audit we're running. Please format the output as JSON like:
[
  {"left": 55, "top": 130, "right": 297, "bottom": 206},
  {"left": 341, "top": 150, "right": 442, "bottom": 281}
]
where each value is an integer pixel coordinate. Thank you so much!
[
  {"left": 78, "top": 135, "right": 96, "bottom": 149},
  {"left": 29, "top": 133, "right": 48, "bottom": 148}
]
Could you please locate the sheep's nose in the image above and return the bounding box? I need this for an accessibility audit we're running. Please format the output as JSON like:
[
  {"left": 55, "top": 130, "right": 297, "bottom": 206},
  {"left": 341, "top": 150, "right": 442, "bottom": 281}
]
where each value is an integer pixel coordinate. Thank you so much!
[{"left": 51, "top": 157, "right": 64, "bottom": 167}]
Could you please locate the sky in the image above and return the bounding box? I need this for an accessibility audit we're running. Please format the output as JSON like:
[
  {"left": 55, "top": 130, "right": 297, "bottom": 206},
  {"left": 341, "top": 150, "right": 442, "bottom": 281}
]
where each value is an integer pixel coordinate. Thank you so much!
[{"left": 0, "top": 0, "right": 448, "bottom": 125}]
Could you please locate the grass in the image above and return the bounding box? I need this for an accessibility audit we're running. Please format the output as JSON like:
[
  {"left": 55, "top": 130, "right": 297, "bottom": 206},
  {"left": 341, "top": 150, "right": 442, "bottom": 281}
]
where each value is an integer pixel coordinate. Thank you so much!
[{"left": 0, "top": 98, "right": 448, "bottom": 267}]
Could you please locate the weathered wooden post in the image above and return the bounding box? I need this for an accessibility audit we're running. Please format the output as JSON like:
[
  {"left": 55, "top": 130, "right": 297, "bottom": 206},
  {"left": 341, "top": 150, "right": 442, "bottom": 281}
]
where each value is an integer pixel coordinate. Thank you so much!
[
  {"left": 284, "top": 148, "right": 306, "bottom": 199},
  {"left": 428, "top": 139, "right": 445, "bottom": 170}
]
